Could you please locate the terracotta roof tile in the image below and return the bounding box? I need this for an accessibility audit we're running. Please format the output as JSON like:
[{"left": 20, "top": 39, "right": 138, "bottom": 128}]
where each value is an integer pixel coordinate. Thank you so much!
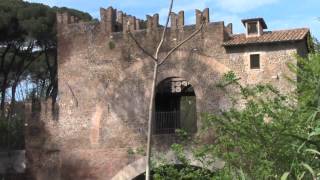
[{"left": 223, "top": 28, "right": 309, "bottom": 46}]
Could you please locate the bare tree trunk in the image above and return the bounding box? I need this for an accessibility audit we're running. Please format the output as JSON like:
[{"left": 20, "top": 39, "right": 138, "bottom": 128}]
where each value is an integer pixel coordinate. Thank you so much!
[
  {"left": 0, "top": 75, "right": 7, "bottom": 116},
  {"left": 145, "top": 1, "right": 173, "bottom": 179},
  {"left": 10, "top": 81, "right": 18, "bottom": 113},
  {"left": 127, "top": 1, "right": 204, "bottom": 179},
  {"left": 0, "top": 45, "right": 12, "bottom": 117},
  {"left": 8, "top": 42, "right": 37, "bottom": 116},
  {"left": 0, "top": 45, "right": 19, "bottom": 117},
  {"left": 44, "top": 47, "right": 58, "bottom": 105},
  {"left": 145, "top": 63, "right": 158, "bottom": 179}
]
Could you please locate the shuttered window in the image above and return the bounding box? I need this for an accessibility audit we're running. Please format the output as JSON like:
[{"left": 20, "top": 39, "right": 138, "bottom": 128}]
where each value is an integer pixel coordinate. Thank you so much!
[{"left": 250, "top": 54, "right": 260, "bottom": 69}]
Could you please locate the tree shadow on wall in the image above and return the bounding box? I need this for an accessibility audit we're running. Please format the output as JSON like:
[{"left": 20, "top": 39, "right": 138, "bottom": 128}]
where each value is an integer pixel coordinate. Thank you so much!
[
  {"left": 101, "top": 48, "right": 228, "bottom": 148},
  {"left": 26, "top": 99, "right": 97, "bottom": 180},
  {"left": 60, "top": 159, "right": 98, "bottom": 180}
]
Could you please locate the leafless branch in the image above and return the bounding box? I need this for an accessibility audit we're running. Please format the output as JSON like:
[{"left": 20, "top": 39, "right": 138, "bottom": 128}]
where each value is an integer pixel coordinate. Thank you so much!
[
  {"left": 145, "top": 1, "right": 174, "bottom": 179},
  {"left": 127, "top": 32, "right": 157, "bottom": 62},
  {"left": 154, "top": 0, "right": 173, "bottom": 60},
  {"left": 158, "top": 23, "right": 204, "bottom": 65},
  {"left": 66, "top": 82, "right": 79, "bottom": 107}
]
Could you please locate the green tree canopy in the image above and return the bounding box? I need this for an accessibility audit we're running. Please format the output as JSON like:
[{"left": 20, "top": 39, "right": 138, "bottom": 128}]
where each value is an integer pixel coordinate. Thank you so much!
[
  {"left": 0, "top": 0, "right": 93, "bottom": 149},
  {"left": 0, "top": 0, "right": 92, "bottom": 44}
]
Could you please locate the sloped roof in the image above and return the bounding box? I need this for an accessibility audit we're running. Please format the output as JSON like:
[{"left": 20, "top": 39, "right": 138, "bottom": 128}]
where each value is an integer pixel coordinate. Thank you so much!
[{"left": 223, "top": 28, "right": 309, "bottom": 47}]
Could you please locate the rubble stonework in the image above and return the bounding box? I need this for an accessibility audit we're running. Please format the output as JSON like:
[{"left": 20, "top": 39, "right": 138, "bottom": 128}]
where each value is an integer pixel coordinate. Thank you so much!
[{"left": 27, "top": 6, "right": 309, "bottom": 180}]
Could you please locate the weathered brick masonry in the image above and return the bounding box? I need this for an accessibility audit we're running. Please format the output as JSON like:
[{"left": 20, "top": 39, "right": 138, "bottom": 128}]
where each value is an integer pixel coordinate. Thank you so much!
[{"left": 26, "top": 7, "right": 309, "bottom": 180}]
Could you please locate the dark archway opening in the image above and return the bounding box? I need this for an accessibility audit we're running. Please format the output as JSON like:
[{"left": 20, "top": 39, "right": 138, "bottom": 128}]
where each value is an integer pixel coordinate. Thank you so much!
[{"left": 155, "top": 77, "right": 196, "bottom": 134}]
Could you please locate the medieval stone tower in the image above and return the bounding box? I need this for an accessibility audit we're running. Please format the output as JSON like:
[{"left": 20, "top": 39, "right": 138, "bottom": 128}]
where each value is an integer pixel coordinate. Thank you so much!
[{"left": 26, "top": 6, "right": 309, "bottom": 180}]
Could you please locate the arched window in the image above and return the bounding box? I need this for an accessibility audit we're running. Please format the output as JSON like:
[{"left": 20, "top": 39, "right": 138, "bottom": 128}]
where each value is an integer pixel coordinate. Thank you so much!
[{"left": 155, "top": 78, "right": 196, "bottom": 134}]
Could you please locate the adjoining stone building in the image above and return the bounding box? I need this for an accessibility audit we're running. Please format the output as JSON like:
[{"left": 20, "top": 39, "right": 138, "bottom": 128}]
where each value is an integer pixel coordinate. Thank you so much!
[{"left": 26, "top": 7, "right": 310, "bottom": 180}]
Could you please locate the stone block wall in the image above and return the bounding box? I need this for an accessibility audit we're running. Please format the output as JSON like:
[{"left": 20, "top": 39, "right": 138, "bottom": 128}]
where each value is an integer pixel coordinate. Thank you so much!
[
  {"left": 25, "top": 6, "right": 309, "bottom": 180},
  {"left": 225, "top": 42, "right": 302, "bottom": 93}
]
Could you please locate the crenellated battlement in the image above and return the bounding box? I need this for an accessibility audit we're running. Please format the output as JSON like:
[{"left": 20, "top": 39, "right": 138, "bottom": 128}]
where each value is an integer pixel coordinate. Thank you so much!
[
  {"left": 56, "top": 6, "right": 224, "bottom": 35},
  {"left": 99, "top": 7, "right": 148, "bottom": 33},
  {"left": 56, "top": 12, "right": 80, "bottom": 24},
  {"left": 170, "top": 11, "right": 184, "bottom": 30},
  {"left": 196, "top": 8, "right": 210, "bottom": 26}
]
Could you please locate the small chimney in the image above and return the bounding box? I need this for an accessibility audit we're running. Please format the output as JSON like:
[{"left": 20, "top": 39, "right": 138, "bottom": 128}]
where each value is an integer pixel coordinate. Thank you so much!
[{"left": 242, "top": 18, "right": 267, "bottom": 37}]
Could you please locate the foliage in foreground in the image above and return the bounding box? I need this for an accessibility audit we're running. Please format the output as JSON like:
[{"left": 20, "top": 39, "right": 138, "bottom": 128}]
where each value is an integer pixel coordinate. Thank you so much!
[{"left": 152, "top": 53, "right": 320, "bottom": 179}]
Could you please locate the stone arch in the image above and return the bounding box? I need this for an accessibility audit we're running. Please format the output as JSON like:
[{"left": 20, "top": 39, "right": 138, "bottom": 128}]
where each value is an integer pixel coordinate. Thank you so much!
[
  {"left": 156, "top": 50, "right": 231, "bottom": 130},
  {"left": 157, "top": 50, "right": 230, "bottom": 108},
  {"left": 111, "top": 157, "right": 147, "bottom": 180},
  {"left": 156, "top": 76, "right": 198, "bottom": 97},
  {"left": 111, "top": 51, "right": 230, "bottom": 180},
  {"left": 111, "top": 151, "right": 225, "bottom": 180}
]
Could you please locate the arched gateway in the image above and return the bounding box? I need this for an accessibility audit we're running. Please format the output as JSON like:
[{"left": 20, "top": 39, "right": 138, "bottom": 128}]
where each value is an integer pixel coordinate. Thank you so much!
[
  {"left": 155, "top": 77, "right": 197, "bottom": 134},
  {"left": 111, "top": 158, "right": 147, "bottom": 180}
]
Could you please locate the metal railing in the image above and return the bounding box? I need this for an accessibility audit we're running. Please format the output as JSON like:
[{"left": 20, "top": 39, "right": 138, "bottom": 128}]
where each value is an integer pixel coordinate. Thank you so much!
[{"left": 155, "top": 111, "right": 180, "bottom": 134}]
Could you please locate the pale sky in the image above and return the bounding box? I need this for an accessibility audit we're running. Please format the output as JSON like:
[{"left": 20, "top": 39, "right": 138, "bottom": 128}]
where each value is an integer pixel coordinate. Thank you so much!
[{"left": 25, "top": 0, "right": 320, "bottom": 39}]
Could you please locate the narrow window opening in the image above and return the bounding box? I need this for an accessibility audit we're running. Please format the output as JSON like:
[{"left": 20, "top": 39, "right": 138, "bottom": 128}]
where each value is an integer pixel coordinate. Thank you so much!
[
  {"left": 247, "top": 22, "right": 258, "bottom": 35},
  {"left": 250, "top": 54, "right": 260, "bottom": 69}
]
